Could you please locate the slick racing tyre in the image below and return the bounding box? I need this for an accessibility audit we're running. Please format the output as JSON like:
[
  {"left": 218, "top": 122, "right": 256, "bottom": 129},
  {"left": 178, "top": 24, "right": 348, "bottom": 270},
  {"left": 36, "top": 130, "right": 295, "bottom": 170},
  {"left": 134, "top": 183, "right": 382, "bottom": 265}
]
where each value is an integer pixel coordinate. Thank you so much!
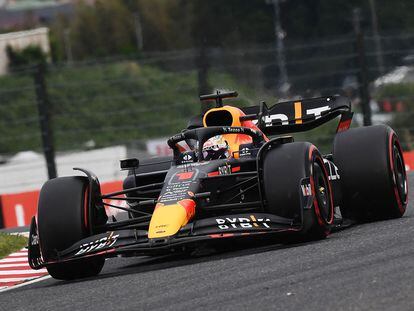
[
  {"left": 46, "top": 257, "right": 105, "bottom": 281},
  {"left": 333, "top": 125, "right": 407, "bottom": 221},
  {"left": 37, "top": 176, "right": 105, "bottom": 280},
  {"left": 263, "top": 142, "right": 334, "bottom": 240}
]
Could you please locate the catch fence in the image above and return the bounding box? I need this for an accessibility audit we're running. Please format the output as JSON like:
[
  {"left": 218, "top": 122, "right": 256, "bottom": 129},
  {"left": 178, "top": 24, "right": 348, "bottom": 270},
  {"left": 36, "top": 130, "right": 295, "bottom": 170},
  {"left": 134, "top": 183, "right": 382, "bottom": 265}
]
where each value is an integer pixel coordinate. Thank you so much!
[{"left": 0, "top": 31, "right": 413, "bottom": 192}]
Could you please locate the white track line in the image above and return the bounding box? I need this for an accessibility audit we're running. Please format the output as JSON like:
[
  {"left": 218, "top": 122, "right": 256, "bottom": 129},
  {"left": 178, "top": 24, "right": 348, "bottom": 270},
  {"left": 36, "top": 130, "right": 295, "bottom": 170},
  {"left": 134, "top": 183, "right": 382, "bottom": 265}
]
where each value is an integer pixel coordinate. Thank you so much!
[
  {"left": 0, "top": 257, "right": 29, "bottom": 263},
  {"left": 0, "top": 275, "right": 51, "bottom": 293},
  {"left": 0, "top": 269, "right": 47, "bottom": 275},
  {"left": 0, "top": 276, "right": 39, "bottom": 282},
  {"left": 7, "top": 253, "right": 28, "bottom": 257}
]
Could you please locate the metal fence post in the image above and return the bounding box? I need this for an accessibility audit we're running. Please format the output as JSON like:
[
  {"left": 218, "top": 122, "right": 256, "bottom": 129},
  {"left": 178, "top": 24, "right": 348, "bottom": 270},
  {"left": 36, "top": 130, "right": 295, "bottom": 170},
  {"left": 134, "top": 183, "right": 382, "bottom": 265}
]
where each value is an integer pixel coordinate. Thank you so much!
[
  {"left": 196, "top": 46, "right": 211, "bottom": 113},
  {"left": 353, "top": 8, "right": 372, "bottom": 126},
  {"left": 34, "top": 63, "right": 57, "bottom": 179}
]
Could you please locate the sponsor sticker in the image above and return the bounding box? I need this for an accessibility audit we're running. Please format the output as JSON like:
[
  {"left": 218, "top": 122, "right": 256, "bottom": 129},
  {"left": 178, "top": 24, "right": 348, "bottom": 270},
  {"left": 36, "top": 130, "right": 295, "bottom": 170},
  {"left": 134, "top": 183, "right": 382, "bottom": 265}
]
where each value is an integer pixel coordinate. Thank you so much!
[
  {"left": 215, "top": 215, "right": 270, "bottom": 230},
  {"left": 300, "top": 178, "right": 313, "bottom": 209},
  {"left": 30, "top": 234, "right": 39, "bottom": 246},
  {"left": 323, "top": 159, "right": 340, "bottom": 181},
  {"left": 176, "top": 172, "right": 194, "bottom": 180},
  {"left": 183, "top": 153, "right": 192, "bottom": 162},
  {"left": 301, "top": 183, "right": 312, "bottom": 196},
  {"left": 239, "top": 147, "right": 251, "bottom": 157},
  {"left": 218, "top": 163, "right": 231, "bottom": 175},
  {"left": 177, "top": 161, "right": 209, "bottom": 169},
  {"left": 75, "top": 232, "right": 119, "bottom": 256},
  {"left": 252, "top": 104, "right": 332, "bottom": 127},
  {"left": 222, "top": 127, "right": 244, "bottom": 133}
]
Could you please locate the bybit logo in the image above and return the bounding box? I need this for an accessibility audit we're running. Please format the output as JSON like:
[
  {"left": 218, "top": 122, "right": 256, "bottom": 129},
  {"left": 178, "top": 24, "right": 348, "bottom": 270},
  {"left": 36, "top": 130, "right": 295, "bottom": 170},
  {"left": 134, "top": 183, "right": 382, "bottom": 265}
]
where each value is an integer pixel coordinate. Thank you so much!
[{"left": 215, "top": 215, "right": 270, "bottom": 230}]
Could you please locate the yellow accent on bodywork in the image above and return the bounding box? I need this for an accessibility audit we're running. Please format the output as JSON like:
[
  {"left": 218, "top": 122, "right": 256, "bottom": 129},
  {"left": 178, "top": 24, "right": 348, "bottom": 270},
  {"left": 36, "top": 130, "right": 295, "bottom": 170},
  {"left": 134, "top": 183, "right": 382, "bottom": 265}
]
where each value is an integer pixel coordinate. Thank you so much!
[
  {"left": 294, "top": 101, "right": 302, "bottom": 124},
  {"left": 203, "top": 105, "right": 243, "bottom": 127},
  {"left": 148, "top": 203, "right": 188, "bottom": 238},
  {"left": 202, "top": 105, "right": 253, "bottom": 158}
]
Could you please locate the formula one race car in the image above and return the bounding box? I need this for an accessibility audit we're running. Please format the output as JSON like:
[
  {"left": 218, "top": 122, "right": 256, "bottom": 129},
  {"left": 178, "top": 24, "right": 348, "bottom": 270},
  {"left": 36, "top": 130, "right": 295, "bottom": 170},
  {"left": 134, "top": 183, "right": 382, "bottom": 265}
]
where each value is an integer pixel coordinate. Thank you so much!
[{"left": 28, "top": 91, "right": 408, "bottom": 280}]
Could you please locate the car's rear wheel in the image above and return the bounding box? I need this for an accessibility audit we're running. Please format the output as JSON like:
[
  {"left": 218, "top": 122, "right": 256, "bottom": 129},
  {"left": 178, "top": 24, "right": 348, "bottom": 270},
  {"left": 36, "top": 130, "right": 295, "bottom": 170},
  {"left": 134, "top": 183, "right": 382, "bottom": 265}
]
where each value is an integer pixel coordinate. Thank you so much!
[
  {"left": 333, "top": 125, "right": 407, "bottom": 221},
  {"left": 263, "top": 142, "right": 334, "bottom": 240},
  {"left": 37, "top": 176, "right": 105, "bottom": 280}
]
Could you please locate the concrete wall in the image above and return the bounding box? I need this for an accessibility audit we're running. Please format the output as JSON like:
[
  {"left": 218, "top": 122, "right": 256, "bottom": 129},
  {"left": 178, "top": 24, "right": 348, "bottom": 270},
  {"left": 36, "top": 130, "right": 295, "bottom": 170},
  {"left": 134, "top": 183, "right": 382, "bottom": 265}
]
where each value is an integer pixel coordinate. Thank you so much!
[
  {"left": 0, "top": 137, "right": 172, "bottom": 194},
  {"left": 0, "top": 27, "right": 50, "bottom": 75},
  {"left": 0, "top": 145, "right": 128, "bottom": 194}
]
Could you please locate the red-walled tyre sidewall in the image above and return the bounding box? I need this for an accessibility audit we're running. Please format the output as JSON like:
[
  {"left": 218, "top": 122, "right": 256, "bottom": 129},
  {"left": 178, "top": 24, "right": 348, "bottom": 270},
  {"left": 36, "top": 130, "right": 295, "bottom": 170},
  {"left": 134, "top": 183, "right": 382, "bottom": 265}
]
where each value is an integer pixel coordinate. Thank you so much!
[
  {"left": 333, "top": 125, "right": 408, "bottom": 221},
  {"left": 263, "top": 142, "right": 334, "bottom": 241},
  {"left": 37, "top": 176, "right": 104, "bottom": 280}
]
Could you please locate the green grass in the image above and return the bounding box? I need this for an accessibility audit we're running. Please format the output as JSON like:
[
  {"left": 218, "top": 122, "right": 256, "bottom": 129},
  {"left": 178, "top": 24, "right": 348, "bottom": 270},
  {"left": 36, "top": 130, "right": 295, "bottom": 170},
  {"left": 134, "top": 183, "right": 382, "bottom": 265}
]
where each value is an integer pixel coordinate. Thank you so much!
[{"left": 0, "top": 233, "right": 28, "bottom": 259}]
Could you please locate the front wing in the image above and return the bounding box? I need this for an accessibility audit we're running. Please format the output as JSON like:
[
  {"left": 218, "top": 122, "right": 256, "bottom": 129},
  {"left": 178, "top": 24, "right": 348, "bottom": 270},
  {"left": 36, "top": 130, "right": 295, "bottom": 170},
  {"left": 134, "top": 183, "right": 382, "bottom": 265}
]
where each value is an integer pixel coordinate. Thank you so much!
[{"left": 29, "top": 213, "right": 299, "bottom": 269}]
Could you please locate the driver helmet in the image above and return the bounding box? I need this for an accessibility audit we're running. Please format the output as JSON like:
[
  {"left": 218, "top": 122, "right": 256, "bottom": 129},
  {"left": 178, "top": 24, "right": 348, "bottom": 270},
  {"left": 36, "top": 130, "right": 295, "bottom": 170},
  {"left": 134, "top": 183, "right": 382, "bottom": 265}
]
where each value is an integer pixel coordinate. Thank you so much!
[{"left": 202, "top": 135, "right": 230, "bottom": 160}]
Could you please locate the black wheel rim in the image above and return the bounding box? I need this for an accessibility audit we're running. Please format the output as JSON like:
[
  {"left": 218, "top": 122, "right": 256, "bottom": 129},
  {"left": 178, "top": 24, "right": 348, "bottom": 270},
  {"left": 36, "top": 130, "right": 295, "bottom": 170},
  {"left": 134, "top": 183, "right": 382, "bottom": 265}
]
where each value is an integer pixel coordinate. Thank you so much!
[
  {"left": 393, "top": 144, "right": 407, "bottom": 204},
  {"left": 313, "top": 162, "right": 331, "bottom": 222}
]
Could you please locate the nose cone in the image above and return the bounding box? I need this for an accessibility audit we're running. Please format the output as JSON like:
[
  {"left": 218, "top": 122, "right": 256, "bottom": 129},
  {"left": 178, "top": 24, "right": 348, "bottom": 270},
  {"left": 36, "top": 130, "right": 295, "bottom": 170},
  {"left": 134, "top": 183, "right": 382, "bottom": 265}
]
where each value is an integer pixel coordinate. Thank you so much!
[{"left": 148, "top": 199, "right": 195, "bottom": 239}]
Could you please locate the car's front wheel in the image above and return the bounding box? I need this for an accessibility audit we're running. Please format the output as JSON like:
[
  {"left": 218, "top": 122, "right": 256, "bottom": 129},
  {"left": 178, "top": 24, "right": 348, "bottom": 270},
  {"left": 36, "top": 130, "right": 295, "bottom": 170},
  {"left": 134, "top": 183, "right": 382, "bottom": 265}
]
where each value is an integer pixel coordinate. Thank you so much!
[
  {"left": 37, "top": 176, "right": 105, "bottom": 280},
  {"left": 263, "top": 142, "right": 334, "bottom": 240}
]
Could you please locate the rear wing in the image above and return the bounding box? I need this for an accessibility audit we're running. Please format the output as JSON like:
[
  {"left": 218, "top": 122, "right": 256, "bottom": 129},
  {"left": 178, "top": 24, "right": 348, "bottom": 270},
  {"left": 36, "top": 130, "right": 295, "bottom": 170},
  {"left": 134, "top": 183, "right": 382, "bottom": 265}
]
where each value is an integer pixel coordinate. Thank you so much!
[{"left": 240, "top": 95, "right": 352, "bottom": 135}]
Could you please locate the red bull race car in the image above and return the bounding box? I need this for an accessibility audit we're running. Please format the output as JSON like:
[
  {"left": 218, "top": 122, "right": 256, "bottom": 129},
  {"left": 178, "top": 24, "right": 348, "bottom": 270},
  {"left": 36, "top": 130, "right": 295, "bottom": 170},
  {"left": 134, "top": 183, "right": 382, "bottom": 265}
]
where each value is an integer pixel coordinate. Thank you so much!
[{"left": 28, "top": 91, "right": 408, "bottom": 280}]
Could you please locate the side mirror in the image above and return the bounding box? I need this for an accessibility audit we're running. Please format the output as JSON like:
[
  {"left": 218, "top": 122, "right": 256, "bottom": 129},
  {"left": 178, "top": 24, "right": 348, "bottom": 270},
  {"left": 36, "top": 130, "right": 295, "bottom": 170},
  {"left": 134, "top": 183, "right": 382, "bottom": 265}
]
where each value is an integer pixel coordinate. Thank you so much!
[{"left": 120, "top": 158, "right": 139, "bottom": 171}]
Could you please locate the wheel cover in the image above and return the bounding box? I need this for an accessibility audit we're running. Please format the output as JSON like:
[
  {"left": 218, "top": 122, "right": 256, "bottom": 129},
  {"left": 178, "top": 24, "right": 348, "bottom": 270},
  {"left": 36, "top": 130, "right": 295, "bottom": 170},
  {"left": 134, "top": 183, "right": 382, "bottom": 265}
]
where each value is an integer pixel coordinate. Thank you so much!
[
  {"left": 313, "top": 161, "right": 332, "bottom": 223},
  {"left": 393, "top": 144, "right": 408, "bottom": 205}
]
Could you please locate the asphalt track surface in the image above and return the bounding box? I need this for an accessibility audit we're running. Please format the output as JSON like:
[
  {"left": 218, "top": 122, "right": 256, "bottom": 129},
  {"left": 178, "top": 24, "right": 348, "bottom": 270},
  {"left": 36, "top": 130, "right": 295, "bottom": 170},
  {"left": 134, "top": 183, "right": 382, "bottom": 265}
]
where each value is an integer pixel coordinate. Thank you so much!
[{"left": 2, "top": 174, "right": 414, "bottom": 311}]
